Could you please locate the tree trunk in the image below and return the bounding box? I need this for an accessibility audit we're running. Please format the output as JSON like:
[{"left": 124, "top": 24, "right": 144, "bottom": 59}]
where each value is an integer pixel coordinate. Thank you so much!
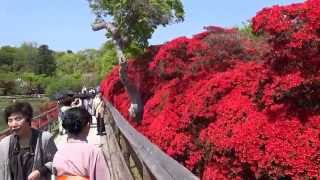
[{"left": 92, "top": 20, "right": 143, "bottom": 122}]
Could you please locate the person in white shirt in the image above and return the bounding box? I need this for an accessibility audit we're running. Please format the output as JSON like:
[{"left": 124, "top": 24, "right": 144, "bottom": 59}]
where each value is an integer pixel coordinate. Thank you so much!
[{"left": 92, "top": 92, "right": 106, "bottom": 135}]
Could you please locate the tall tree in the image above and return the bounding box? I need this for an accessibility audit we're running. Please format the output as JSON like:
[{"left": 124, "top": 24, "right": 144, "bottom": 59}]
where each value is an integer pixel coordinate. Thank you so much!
[
  {"left": 35, "top": 45, "right": 56, "bottom": 76},
  {"left": 96, "top": 42, "right": 118, "bottom": 78},
  {"left": 0, "top": 46, "right": 17, "bottom": 71},
  {"left": 88, "top": 0, "right": 184, "bottom": 121},
  {"left": 17, "top": 42, "right": 39, "bottom": 72}
]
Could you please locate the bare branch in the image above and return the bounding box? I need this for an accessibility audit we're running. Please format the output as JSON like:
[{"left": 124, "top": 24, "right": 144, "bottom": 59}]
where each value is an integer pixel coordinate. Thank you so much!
[{"left": 91, "top": 19, "right": 117, "bottom": 34}]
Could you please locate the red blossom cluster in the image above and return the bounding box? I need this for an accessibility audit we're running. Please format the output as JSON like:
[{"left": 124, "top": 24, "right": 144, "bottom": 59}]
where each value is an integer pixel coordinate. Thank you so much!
[
  {"left": 252, "top": 0, "right": 320, "bottom": 73},
  {"left": 100, "top": 0, "right": 320, "bottom": 179}
]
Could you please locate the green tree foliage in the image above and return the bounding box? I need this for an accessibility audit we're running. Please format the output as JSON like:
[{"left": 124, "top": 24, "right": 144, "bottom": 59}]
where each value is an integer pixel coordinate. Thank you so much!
[
  {"left": 77, "top": 49, "right": 99, "bottom": 73},
  {"left": 16, "top": 42, "right": 39, "bottom": 72},
  {"left": 96, "top": 42, "right": 118, "bottom": 78},
  {"left": 89, "top": 0, "right": 185, "bottom": 120},
  {"left": 237, "top": 21, "right": 257, "bottom": 40},
  {"left": 90, "top": 0, "right": 184, "bottom": 49},
  {"left": 0, "top": 71, "right": 16, "bottom": 95},
  {"left": 55, "top": 49, "right": 98, "bottom": 75},
  {"left": 55, "top": 52, "right": 80, "bottom": 75},
  {"left": 0, "top": 41, "right": 119, "bottom": 96},
  {"left": 20, "top": 72, "right": 47, "bottom": 94},
  {"left": 45, "top": 74, "right": 82, "bottom": 98},
  {"left": 53, "top": 48, "right": 103, "bottom": 89},
  {"left": 0, "top": 46, "right": 17, "bottom": 71},
  {"left": 35, "top": 45, "right": 56, "bottom": 76}
]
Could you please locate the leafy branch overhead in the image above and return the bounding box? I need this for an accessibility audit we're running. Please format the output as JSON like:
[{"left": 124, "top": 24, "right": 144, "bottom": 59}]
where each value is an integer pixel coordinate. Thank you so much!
[
  {"left": 88, "top": 0, "right": 184, "bottom": 121},
  {"left": 89, "top": 0, "right": 184, "bottom": 49}
]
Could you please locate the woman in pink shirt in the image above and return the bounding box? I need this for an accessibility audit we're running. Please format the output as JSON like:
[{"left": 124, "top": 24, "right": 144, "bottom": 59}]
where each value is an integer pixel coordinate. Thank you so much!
[{"left": 53, "top": 107, "right": 110, "bottom": 180}]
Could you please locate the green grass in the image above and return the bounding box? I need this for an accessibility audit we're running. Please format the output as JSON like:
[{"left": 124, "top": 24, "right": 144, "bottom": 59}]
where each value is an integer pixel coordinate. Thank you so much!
[{"left": 0, "top": 96, "right": 49, "bottom": 131}]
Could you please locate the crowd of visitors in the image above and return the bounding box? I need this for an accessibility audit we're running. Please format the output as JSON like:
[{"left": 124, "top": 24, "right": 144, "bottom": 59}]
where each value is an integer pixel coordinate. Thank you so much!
[{"left": 0, "top": 86, "right": 109, "bottom": 180}]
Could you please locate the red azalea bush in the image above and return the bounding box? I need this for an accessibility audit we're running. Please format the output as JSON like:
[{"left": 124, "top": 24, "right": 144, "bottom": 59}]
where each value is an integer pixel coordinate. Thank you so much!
[
  {"left": 101, "top": 0, "right": 320, "bottom": 179},
  {"left": 252, "top": 0, "right": 320, "bottom": 73}
]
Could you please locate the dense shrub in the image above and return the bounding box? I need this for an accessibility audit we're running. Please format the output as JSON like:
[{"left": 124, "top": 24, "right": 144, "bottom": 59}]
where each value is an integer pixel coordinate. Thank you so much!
[
  {"left": 45, "top": 74, "right": 82, "bottom": 98},
  {"left": 252, "top": 0, "right": 320, "bottom": 74},
  {"left": 101, "top": 0, "right": 320, "bottom": 179}
]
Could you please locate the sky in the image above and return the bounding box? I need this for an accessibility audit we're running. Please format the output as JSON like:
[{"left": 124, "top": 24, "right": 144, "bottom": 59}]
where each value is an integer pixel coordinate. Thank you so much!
[{"left": 0, "top": 0, "right": 304, "bottom": 52}]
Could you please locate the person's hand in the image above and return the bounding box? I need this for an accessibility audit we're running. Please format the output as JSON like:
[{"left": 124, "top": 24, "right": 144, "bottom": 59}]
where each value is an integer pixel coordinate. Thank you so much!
[
  {"left": 71, "top": 98, "right": 82, "bottom": 107},
  {"left": 27, "top": 170, "right": 40, "bottom": 180}
]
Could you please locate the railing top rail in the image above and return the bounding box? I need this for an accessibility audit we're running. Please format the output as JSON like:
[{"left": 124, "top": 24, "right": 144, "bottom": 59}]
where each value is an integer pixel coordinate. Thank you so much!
[
  {"left": 32, "top": 106, "right": 58, "bottom": 119},
  {"left": 105, "top": 100, "right": 199, "bottom": 180},
  {"left": 0, "top": 94, "right": 46, "bottom": 99}
]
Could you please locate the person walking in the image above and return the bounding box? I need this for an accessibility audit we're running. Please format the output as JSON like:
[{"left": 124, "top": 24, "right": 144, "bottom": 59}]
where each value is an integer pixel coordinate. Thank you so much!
[
  {"left": 92, "top": 92, "right": 106, "bottom": 135},
  {"left": 57, "top": 97, "right": 73, "bottom": 135},
  {"left": 53, "top": 107, "right": 110, "bottom": 180},
  {"left": 0, "top": 102, "right": 57, "bottom": 180}
]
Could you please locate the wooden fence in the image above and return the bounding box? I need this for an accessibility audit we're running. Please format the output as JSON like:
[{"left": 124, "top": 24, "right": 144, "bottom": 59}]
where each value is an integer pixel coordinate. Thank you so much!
[{"left": 103, "top": 100, "right": 199, "bottom": 180}]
